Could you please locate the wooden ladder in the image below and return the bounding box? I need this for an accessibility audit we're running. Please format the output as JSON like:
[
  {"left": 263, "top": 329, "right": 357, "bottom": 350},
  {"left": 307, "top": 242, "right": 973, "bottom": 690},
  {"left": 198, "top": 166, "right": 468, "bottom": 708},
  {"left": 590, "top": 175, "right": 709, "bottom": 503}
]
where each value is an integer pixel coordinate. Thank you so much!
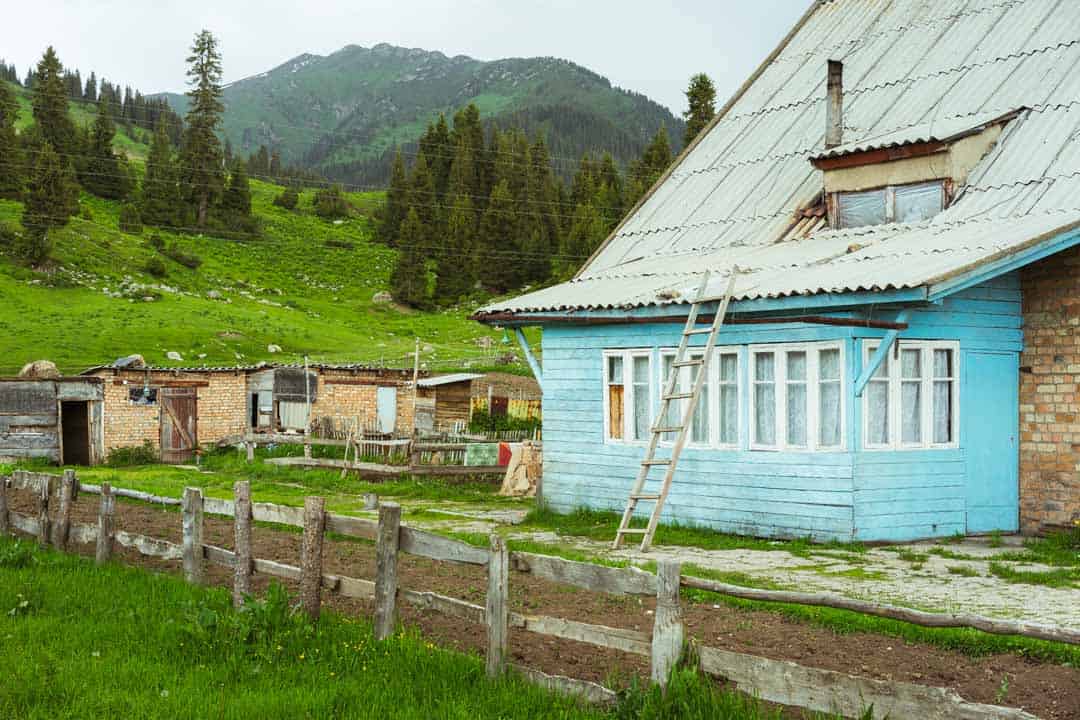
[{"left": 613, "top": 269, "right": 738, "bottom": 552}]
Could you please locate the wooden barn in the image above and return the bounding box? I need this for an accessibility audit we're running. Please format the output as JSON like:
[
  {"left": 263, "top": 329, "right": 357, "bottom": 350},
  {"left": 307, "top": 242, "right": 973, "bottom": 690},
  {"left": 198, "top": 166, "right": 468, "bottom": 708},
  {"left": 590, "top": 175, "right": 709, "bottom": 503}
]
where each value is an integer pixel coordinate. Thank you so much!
[
  {"left": 0, "top": 376, "right": 105, "bottom": 465},
  {"left": 476, "top": 0, "right": 1080, "bottom": 541},
  {"left": 414, "top": 373, "right": 482, "bottom": 432}
]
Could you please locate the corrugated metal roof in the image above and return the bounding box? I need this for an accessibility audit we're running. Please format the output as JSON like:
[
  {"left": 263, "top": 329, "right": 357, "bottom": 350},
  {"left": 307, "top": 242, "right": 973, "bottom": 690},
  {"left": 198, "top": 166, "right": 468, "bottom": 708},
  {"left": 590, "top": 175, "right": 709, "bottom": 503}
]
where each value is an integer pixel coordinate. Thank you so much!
[
  {"left": 812, "top": 109, "right": 1022, "bottom": 160},
  {"left": 479, "top": 0, "right": 1080, "bottom": 317},
  {"left": 417, "top": 373, "right": 483, "bottom": 388},
  {"left": 80, "top": 362, "right": 415, "bottom": 376}
]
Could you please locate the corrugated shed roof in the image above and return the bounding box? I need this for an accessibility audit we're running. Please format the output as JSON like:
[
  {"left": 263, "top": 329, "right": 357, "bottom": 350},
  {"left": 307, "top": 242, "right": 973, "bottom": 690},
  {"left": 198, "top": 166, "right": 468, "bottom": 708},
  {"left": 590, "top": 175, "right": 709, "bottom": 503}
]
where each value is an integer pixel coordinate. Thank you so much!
[
  {"left": 478, "top": 0, "right": 1080, "bottom": 317},
  {"left": 80, "top": 362, "right": 416, "bottom": 376},
  {"left": 417, "top": 373, "right": 483, "bottom": 388}
]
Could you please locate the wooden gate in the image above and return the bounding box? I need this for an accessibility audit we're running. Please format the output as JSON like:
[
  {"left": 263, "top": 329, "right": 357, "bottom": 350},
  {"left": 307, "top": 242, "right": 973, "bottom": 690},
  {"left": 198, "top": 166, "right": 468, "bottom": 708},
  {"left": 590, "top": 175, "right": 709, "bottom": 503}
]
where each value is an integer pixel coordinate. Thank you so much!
[{"left": 160, "top": 388, "right": 197, "bottom": 464}]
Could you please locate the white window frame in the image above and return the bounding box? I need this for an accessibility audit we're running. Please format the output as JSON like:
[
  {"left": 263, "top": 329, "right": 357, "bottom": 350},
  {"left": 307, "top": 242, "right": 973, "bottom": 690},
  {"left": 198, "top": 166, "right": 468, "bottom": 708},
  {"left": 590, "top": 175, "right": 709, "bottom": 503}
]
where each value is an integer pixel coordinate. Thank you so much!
[
  {"left": 602, "top": 349, "right": 653, "bottom": 445},
  {"left": 749, "top": 342, "right": 846, "bottom": 453},
  {"left": 861, "top": 340, "right": 960, "bottom": 451},
  {"left": 835, "top": 180, "right": 946, "bottom": 229},
  {"left": 658, "top": 348, "right": 740, "bottom": 449}
]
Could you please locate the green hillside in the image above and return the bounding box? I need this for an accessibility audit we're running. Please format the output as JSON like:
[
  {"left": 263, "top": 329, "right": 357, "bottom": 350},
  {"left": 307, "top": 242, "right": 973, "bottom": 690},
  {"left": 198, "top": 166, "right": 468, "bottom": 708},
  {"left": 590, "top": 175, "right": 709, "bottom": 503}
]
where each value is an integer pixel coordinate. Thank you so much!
[
  {"left": 158, "top": 44, "right": 685, "bottom": 184},
  {"left": 0, "top": 179, "right": 507, "bottom": 376}
]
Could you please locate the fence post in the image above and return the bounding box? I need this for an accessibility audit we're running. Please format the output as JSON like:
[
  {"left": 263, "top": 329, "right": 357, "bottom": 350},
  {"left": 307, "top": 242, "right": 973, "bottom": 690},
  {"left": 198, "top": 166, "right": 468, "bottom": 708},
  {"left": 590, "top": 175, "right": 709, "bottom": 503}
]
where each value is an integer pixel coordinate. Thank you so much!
[
  {"left": 233, "top": 481, "right": 253, "bottom": 607},
  {"left": 96, "top": 482, "right": 114, "bottom": 565},
  {"left": 485, "top": 534, "right": 509, "bottom": 677},
  {"left": 374, "top": 501, "right": 401, "bottom": 640},
  {"left": 52, "top": 469, "right": 76, "bottom": 550},
  {"left": 245, "top": 441, "right": 255, "bottom": 463},
  {"left": 300, "top": 496, "right": 326, "bottom": 620},
  {"left": 182, "top": 487, "right": 205, "bottom": 584},
  {"left": 37, "top": 473, "right": 51, "bottom": 548},
  {"left": 0, "top": 474, "right": 8, "bottom": 536},
  {"left": 651, "top": 560, "right": 685, "bottom": 688}
]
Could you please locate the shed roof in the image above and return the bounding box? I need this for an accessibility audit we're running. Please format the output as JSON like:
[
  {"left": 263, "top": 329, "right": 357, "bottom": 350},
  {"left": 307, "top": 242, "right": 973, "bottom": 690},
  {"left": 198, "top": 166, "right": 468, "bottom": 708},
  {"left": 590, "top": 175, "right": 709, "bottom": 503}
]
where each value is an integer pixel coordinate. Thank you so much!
[
  {"left": 417, "top": 373, "right": 483, "bottom": 388},
  {"left": 477, "top": 0, "right": 1080, "bottom": 318}
]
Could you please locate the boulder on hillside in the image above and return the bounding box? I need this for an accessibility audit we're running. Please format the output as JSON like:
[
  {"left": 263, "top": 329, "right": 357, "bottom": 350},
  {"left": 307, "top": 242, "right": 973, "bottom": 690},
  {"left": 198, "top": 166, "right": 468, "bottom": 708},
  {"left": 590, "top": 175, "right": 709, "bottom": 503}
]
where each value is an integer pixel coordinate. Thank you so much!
[
  {"left": 18, "top": 360, "right": 60, "bottom": 379},
  {"left": 372, "top": 291, "right": 393, "bottom": 305},
  {"left": 267, "top": 344, "right": 282, "bottom": 354},
  {"left": 112, "top": 354, "right": 146, "bottom": 369},
  {"left": 166, "top": 351, "right": 184, "bottom": 362}
]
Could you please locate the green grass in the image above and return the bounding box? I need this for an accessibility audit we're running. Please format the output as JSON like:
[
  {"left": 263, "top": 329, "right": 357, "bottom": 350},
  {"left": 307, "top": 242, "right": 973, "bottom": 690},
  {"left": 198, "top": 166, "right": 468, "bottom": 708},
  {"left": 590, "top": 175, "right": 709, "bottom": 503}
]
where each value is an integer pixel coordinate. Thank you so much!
[
  {"left": 947, "top": 565, "right": 980, "bottom": 577},
  {"left": 991, "top": 530, "right": 1080, "bottom": 568},
  {"left": 0, "top": 537, "right": 811, "bottom": 720},
  {"left": 987, "top": 561, "right": 1080, "bottom": 589}
]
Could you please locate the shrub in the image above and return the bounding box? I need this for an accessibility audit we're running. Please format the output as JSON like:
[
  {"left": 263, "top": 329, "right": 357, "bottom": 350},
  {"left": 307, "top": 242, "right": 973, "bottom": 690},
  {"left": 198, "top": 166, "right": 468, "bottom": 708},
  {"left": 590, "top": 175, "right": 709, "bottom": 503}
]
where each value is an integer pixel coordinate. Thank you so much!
[
  {"left": 144, "top": 256, "right": 167, "bottom": 278},
  {"left": 0, "top": 222, "right": 15, "bottom": 247},
  {"left": 118, "top": 203, "right": 142, "bottom": 234},
  {"left": 80, "top": 205, "right": 94, "bottom": 221},
  {"left": 164, "top": 243, "right": 203, "bottom": 270},
  {"left": 468, "top": 409, "right": 541, "bottom": 434},
  {"left": 314, "top": 184, "right": 349, "bottom": 219},
  {"left": 148, "top": 233, "right": 165, "bottom": 250},
  {"left": 324, "top": 238, "right": 354, "bottom": 250},
  {"left": 272, "top": 186, "right": 299, "bottom": 210},
  {"left": 0, "top": 540, "right": 36, "bottom": 569},
  {"left": 105, "top": 440, "right": 159, "bottom": 467},
  {"left": 13, "top": 227, "right": 52, "bottom": 266}
]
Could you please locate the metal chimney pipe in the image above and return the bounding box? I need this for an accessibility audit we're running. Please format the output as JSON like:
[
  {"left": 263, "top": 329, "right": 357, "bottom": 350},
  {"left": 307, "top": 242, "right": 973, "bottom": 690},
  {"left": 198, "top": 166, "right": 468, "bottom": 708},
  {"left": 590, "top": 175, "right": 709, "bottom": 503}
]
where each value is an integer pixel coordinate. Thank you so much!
[{"left": 825, "top": 60, "right": 844, "bottom": 149}]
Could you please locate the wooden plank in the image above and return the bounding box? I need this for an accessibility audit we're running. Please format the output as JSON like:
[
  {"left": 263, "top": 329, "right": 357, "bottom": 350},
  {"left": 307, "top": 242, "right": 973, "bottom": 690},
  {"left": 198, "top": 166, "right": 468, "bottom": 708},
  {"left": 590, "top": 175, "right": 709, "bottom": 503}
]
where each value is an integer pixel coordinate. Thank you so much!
[
  {"left": 0, "top": 414, "right": 57, "bottom": 426},
  {"left": 324, "top": 513, "right": 378, "bottom": 541},
  {"left": 113, "top": 530, "right": 182, "bottom": 560},
  {"left": 401, "top": 589, "right": 485, "bottom": 624},
  {"left": 52, "top": 471, "right": 75, "bottom": 551},
  {"left": 0, "top": 475, "right": 8, "bottom": 535},
  {"left": 486, "top": 534, "right": 509, "bottom": 677},
  {"left": 510, "top": 552, "right": 657, "bottom": 596},
  {"left": 338, "top": 575, "right": 376, "bottom": 600},
  {"left": 681, "top": 576, "right": 1080, "bottom": 646},
  {"left": 77, "top": 483, "right": 183, "bottom": 507},
  {"left": 510, "top": 665, "right": 617, "bottom": 706},
  {"left": 264, "top": 456, "right": 404, "bottom": 476},
  {"left": 182, "top": 487, "right": 204, "bottom": 584},
  {"left": 698, "top": 646, "right": 1038, "bottom": 720},
  {"left": 68, "top": 520, "right": 98, "bottom": 546},
  {"left": 254, "top": 557, "right": 300, "bottom": 581},
  {"left": 233, "top": 481, "right": 252, "bottom": 607},
  {"left": 203, "top": 497, "right": 234, "bottom": 516},
  {"left": 96, "top": 483, "right": 114, "bottom": 565},
  {"left": 651, "top": 560, "right": 684, "bottom": 686},
  {"left": 36, "top": 471, "right": 51, "bottom": 547},
  {"left": 409, "top": 464, "right": 507, "bottom": 477},
  {"left": 300, "top": 496, "right": 326, "bottom": 620},
  {"left": 374, "top": 502, "right": 401, "bottom": 641},
  {"left": 9, "top": 510, "right": 39, "bottom": 536},
  {"left": 203, "top": 544, "right": 236, "bottom": 568},
  {"left": 399, "top": 526, "right": 489, "bottom": 566},
  {"left": 510, "top": 613, "right": 651, "bottom": 656},
  {"left": 10, "top": 469, "right": 56, "bottom": 493},
  {"left": 253, "top": 502, "right": 305, "bottom": 528}
]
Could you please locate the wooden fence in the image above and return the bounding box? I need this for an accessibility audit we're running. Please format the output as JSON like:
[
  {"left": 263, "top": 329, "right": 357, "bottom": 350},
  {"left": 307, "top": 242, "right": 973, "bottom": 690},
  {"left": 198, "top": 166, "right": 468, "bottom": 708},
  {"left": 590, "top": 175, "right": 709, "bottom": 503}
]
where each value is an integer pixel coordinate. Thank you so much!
[{"left": 0, "top": 469, "right": 1062, "bottom": 720}]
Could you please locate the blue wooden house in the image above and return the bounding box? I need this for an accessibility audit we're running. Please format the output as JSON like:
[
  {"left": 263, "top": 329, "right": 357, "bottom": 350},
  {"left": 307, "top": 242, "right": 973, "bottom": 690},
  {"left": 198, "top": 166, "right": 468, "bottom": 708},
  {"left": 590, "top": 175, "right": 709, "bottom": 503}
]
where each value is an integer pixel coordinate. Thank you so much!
[{"left": 475, "top": 0, "right": 1080, "bottom": 541}]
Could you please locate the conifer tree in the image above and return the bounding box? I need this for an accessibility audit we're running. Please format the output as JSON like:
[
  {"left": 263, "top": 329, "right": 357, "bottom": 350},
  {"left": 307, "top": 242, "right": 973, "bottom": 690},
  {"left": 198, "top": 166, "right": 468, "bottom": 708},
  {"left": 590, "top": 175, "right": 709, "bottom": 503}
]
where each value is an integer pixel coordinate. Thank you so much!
[
  {"left": 477, "top": 179, "right": 516, "bottom": 291},
  {"left": 379, "top": 149, "right": 408, "bottom": 246},
  {"left": 20, "top": 142, "right": 76, "bottom": 265},
  {"left": 0, "top": 81, "right": 24, "bottom": 199},
  {"left": 560, "top": 201, "right": 605, "bottom": 278},
  {"left": 179, "top": 30, "right": 225, "bottom": 227},
  {"left": 269, "top": 150, "right": 281, "bottom": 177},
  {"left": 84, "top": 71, "right": 97, "bottom": 102},
  {"left": 220, "top": 159, "right": 253, "bottom": 219},
  {"left": 683, "top": 73, "right": 717, "bottom": 146},
  {"left": 81, "top": 98, "right": 132, "bottom": 199},
  {"left": 140, "top": 121, "right": 180, "bottom": 226},
  {"left": 628, "top": 126, "right": 673, "bottom": 203},
  {"left": 390, "top": 208, "right": 430, "bottom": 308},
  {"left": 435, "top": 196, "right": 475, "bottom": 303},
  {"left": 30, "top": 47, "right": 78, "bottom": 160}
]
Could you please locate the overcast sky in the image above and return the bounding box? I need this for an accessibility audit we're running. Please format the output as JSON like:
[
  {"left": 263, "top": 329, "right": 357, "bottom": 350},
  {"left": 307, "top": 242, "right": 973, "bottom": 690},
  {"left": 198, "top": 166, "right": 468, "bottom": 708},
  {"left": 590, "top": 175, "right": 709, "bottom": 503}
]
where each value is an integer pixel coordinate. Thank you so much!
[{"left": 3, "top": 1, "right": 809, "bottom": 113}]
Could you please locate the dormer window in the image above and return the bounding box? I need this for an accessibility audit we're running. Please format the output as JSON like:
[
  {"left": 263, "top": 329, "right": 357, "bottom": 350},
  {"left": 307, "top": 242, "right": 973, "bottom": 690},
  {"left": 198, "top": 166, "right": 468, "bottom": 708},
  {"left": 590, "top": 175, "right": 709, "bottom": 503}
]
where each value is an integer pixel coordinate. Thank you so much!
[{"left": 836, "top": 180, "right": 945, "bottom": 229}]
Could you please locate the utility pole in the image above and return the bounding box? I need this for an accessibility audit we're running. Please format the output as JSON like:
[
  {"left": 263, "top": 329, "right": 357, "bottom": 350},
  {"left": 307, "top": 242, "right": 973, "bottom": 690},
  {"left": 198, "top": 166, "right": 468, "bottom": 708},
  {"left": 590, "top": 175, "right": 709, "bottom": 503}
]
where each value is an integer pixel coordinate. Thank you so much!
[
  {"left": 411, "top": 337, "right": 420, "bottom": 437},
  {"left": 304, "top": 354, "right": 312, "bottom": 459}
]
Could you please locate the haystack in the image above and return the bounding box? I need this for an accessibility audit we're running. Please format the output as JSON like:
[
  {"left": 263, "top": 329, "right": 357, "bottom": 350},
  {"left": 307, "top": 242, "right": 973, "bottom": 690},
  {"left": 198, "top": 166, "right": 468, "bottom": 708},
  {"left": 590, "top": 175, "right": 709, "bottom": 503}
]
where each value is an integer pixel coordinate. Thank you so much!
[{"left": 18, "top": 360, "right": 60, "bottom": 379}]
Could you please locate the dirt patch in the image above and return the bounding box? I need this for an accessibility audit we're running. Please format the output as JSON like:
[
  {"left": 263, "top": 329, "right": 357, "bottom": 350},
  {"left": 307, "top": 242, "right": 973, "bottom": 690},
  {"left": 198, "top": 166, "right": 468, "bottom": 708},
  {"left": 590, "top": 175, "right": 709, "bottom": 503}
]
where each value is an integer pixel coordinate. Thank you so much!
[{"left": 7, "top": 489, "right": 1080, "bottom": 719}]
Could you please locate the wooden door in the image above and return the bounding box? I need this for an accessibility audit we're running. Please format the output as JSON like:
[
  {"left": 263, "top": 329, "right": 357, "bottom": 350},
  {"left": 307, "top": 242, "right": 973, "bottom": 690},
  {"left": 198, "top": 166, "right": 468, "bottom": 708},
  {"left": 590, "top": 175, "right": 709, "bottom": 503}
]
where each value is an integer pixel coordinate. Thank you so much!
[{"left": 160, "top": 388, "right": 198, "bottom": 464}]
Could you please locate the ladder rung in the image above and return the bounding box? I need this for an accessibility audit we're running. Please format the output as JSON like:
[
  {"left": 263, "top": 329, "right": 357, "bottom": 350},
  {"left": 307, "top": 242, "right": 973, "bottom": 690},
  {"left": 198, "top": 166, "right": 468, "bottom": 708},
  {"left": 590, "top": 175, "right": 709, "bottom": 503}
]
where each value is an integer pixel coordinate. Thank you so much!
[
  {"left": 664, "top": 393, "right": 693, "bottom": 401},
  {"left": 616, "top": 528, "right": 648, "bottom": 535},
  {"left": 651, "top": 426, "right": 683, "bottom": 434},
  {"left": 641, "top": 459, "right": 672, "bottom": 466},
  {"left": 684, "top": 327, "right": 713, "bottom": 336},
  {"left": 672, "top": 359, "right": 704, "bottom": 367},
  {"left": 631, "top": 494, "right": 661, "bottom": 501}
]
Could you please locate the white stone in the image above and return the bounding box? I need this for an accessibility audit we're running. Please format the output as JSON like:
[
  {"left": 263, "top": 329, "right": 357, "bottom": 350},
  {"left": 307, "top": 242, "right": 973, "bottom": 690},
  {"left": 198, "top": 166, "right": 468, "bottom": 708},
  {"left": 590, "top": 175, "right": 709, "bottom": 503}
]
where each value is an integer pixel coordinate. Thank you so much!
[
  {"left": 267, "top": 344, "right": 282, "bottom": 354},
  {"left": 166, "top": 351, "right": 183, "bottom": 362}
]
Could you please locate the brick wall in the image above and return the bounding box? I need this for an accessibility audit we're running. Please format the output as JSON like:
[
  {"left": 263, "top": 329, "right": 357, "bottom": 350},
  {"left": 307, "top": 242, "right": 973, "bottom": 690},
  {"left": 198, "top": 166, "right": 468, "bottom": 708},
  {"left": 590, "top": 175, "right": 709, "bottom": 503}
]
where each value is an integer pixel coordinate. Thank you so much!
[
  {"left": 1019, "top": 247, "right": 1080, "bottom": 532},
  {"left": 311, "top": 370, "right": 415, "bottom": 434},
  {"left": 95, "top": 370, "right": 247, "bottom": 455}
]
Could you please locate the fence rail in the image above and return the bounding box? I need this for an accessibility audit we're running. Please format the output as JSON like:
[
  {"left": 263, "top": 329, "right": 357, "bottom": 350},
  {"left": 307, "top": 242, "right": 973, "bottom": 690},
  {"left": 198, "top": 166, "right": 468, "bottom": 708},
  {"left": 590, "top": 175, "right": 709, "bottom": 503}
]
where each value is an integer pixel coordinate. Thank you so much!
[{"left": 0, "top": 469, "right": 1060, "bottom": 719}]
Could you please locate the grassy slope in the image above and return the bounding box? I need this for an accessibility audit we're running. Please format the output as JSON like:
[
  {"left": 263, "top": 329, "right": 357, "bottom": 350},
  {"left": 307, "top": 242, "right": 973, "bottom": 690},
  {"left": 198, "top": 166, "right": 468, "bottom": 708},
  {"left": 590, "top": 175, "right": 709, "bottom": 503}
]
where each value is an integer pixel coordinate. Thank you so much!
[
  {"left": 10, "top": 81, "right": 149, "bottom": 158},
  {"left": 0, "top": 179, "right": 504, "bottom": 374}
]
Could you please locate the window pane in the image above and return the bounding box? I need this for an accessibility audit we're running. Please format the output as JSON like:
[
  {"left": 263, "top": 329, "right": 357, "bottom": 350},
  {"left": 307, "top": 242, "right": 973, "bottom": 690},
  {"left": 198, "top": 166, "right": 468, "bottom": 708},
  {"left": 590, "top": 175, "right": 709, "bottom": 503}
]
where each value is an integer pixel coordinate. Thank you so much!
[
  {"left": 754, "top": 384, "right": 776, "bottom": 445},
  {"left": 661, "top": 355, "right": 678, "bottom": 441},
  {"left": 608, "top": 384, "right": 624, "bottom": 440},
  {"left": 819, "top": 349, "right": 840, "bottom": 380},
  {"left": 787, "top": 351, "right": 807, "bottom": 381},
  {"left": 691, "top": 363, "right": 708, "bottom": 443},
  {"left": 933, "top": 349, "right": 953, "bottom": 378},
  {"left": 819, "top": 382, "right": 841, "bottom": 446},
  {"left": 632, "top": 356, "right": 650, "bottom": 440},
  {"left": 894, "top": 182, "right": 943, "bottom": 223},
  {"left": 868, "top": 349, "right": 889, "bottom": 379},
  {"left": 866, "top": 382, "right": 889, "bottom": 445},
  {"left": 720, "top": 354, "right": 738, "bottom": 383},
  {"left": 720, "top": 384, "right": 738, "bottom": 445},
  {"left": 786, "top": 382, "right": 807, "bottom": 446},
  {"left": 754, "top": 352, "right": 774, "bottom": 381},
  {"left": 901, "top": 348, "right": 921, "bottom": 379},
  {"left": 608, "top": 356, "right": 623, "bottom": 384},
  {"left": 934, "top": 380, "right": 953, "bottom": 443},
  {"left": 839, "top": 189, "right": 887, "bottom": 228},
  {"left": 901, "top": 381, "right": 922, "bottom": 443}
]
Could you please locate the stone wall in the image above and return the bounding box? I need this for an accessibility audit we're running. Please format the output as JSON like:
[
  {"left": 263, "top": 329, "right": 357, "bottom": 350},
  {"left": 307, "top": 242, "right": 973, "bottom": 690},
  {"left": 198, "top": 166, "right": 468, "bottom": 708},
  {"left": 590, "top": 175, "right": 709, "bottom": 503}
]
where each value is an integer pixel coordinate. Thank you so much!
[{"left": 1019, "top": 247, "right": 1080, "bottom": 532}]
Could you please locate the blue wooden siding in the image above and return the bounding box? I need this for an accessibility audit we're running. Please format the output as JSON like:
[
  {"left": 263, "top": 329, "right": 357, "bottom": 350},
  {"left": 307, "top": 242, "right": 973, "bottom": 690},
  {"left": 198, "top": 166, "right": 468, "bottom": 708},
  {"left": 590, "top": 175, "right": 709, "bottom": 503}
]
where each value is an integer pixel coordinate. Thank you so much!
[{"left": 539, "top": 274, "right": 1022, "bottom": 542}]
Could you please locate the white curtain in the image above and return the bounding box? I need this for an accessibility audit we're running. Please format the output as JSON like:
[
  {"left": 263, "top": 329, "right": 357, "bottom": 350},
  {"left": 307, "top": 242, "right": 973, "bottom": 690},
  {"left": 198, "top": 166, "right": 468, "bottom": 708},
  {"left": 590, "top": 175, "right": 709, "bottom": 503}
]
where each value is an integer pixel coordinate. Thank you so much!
[
  {"left": 661, "top": 355, "right": 679, "bottom": 442},
  {"left": 866, "top": 381, "right": 889, "bottom": 445},
  {"left": 901, "top": 382, "right": 922, "bottom": 443},
  {"left": 839, "top": 189, "right": 887, "bottom": 228},
  {"left": 632, "top": 356, "right": 650, "bottom": 441},
  {"left": 785, "top": 351, "right": 807, "bottom": 446},
  {"left": 690, "top": 361, "right": 709, "bottom": 443},
  {"left": 818, "top": 349, "right": 841, "bottom": 447},
  {"left": 754, "top": 353, "right": 776, "bottom": 445},
  {"left": 719, "top": 355, "right": 738, "bottom": 445}
]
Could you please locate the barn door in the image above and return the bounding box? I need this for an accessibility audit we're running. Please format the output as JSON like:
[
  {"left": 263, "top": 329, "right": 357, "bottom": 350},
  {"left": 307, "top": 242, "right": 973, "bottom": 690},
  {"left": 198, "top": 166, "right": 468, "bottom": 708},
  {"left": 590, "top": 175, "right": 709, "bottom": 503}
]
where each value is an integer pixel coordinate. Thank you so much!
[
  {"left": 376, "top": 386, "right": 397, "bottom": 434},
  {"left": 160, "top": 388, "right": 198, "bottom": 464}
]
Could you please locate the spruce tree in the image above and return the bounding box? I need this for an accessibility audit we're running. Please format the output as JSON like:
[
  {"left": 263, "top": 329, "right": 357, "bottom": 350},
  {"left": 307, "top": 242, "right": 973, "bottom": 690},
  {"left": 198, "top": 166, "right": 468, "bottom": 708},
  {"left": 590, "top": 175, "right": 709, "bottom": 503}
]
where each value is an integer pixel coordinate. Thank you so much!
[
  {"left": 379, "top": 149, "right": 408, "bottom": 246},
  {"left": 628, "top": 126, "right": 673, "bottom": 202},
  {"left": 390, "top": 208, "right": 430, "bottom": 308},
  {"left": 477, "top": 179, "right": 516, "bottom": 291},
  {"left": 220, "top": 159, "right": 253, "bottom": 221},
  {"left": 435, "top": 196, "right": 475, "bottom": 303},
  {"left": 81, "top": 98, "right": 132, "bottom": 199},
  {"left": 30, "top": 47, "right": 78, "bottom": 161},
  {"left": 20, "top": 142, "right": 76, "bottom": 265},
  {"left": 179, "top": 30, "right": 225, "bottom": 227},
  {"left": 84, "top": 71, "right": 97, "bottom": 102},
  {"left": 560, "top": 202, "right": 605, "bottom": 277},
  {"left": 0, "top": 81, "right": 24, "bottom": 199},
  {"left": 683, "top": 73, "right": 717, "bottom": 146},
  {"left": 140, "top": 121, "right": 180, "bottom": 226}
]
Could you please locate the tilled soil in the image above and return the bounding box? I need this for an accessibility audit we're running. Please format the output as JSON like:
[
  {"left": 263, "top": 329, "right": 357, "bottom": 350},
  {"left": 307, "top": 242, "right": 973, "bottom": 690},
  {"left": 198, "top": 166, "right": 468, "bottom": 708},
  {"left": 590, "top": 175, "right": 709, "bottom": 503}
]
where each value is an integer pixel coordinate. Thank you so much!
[{"left": 8, "top": 490, "right": 1080, "bottom": 720}]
